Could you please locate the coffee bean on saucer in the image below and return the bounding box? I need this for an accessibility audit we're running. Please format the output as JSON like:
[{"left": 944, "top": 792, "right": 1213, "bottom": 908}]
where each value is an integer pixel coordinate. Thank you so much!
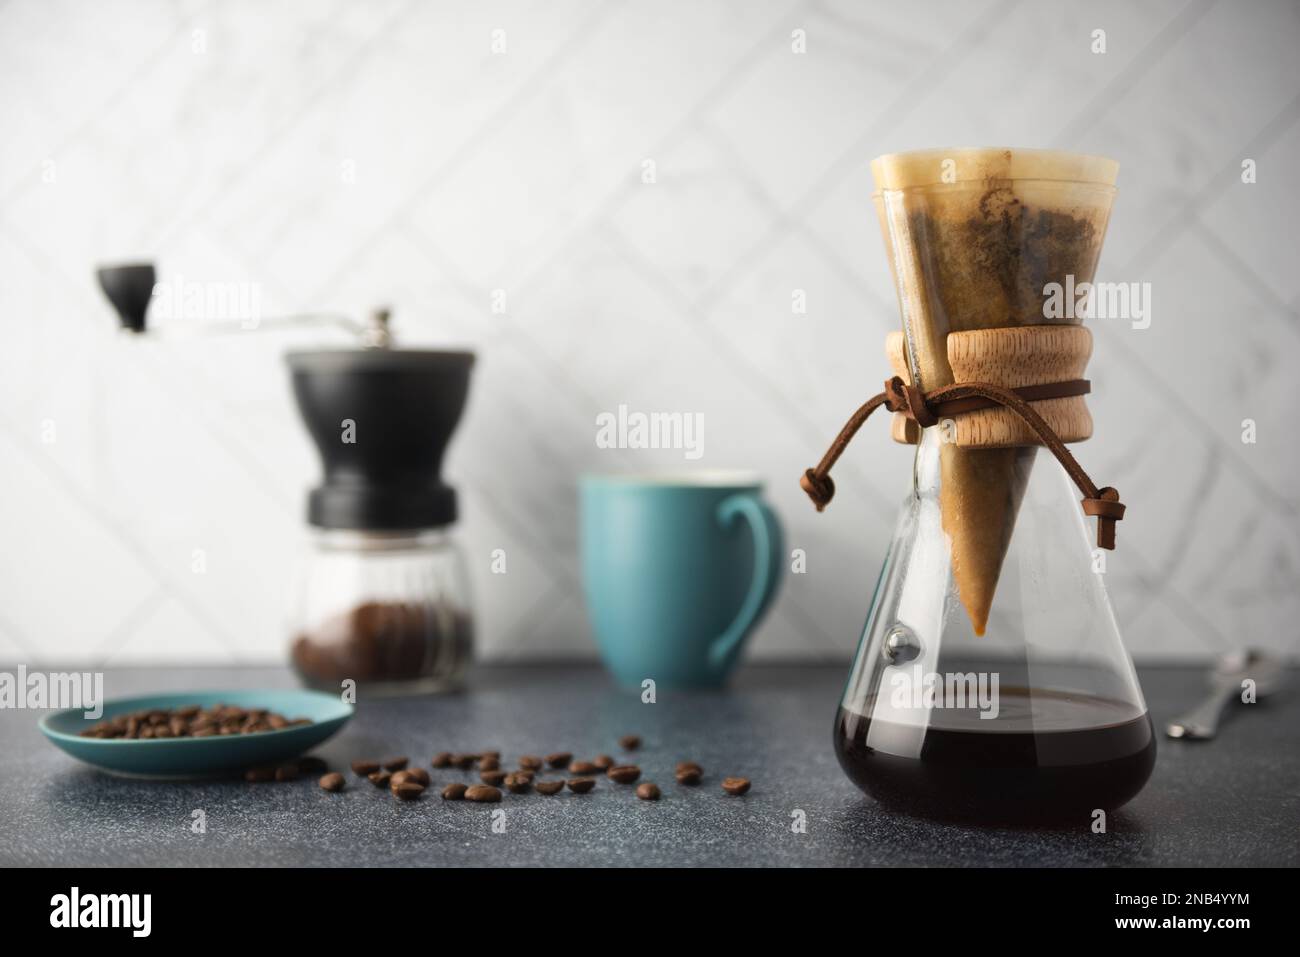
[
  {"left": 442, "top": 782, "right": 468, "bottom": 800},
  {"left": 394, "top": 782, "right": 425, "bottom": 801},
  {"left": 318, "top": 772, "right": 345, "bottom": 792},
  {"left": 619, "top": 735, "right": 641, "bottom": 751},
  {"left": 722, "top": 777, "right": 751, "bottom": 796},
  {"left": 244, "top": 766, "right": 275, "bottom": 783},
  {"left": 480, "top": 769, "right": 506, "bottom": 786},
  {"left": 545, "top": 752, "right": 572, "bottom": 769},
  {"left": 636, "top": 782, "right": 660, "bottom": 801},
  {"left": 465, "top": 785, "right": 502, "bottom": 803},
  {"left": 607, "top": 765, "right": 641, "bottom": 784},
  {"left": 535, "top": 780, "right": 565, "bottom": 795},
  {"left": 432, "top": 752, "right": 453, "bottom": 768},
  {"left": 368, "top": 770, "right": 392, "bottom": 788},
  {"left": 382, "top": 756, "right": 409, "bottom": 771},
  {"left": 352, "top": 759, "right": 381, "bottom": 776},
  {"left": 274, "top": 764, "right": 299, "bottom": 782},
  {"left": 297, "top": 756, "right": 328, "bottom": 775},
  {"left": 569, "top": 760, "right": 598, "bottom": 775},
  {"left": 478, "top": 755, "right": 500, "bottom": 771},
  {"left": 566, "top": 778, "right": 595, "bottom": 794},
  {"left": 675, "top": 767, "right": 702, "bottom": 786},
  {"left": 592, "top": 755, "right": 615, "bottom": 770}
]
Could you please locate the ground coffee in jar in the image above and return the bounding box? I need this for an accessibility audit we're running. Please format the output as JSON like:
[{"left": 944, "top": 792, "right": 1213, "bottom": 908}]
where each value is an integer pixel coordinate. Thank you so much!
[{"left": 291, "top": 600, "right": 473, "bottom": 691}]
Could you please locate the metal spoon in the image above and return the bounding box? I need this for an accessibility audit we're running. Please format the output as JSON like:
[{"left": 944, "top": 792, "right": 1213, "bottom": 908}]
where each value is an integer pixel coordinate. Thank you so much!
[{"left": 1165, "top": 649, "right": 1286, "bottom": 740}]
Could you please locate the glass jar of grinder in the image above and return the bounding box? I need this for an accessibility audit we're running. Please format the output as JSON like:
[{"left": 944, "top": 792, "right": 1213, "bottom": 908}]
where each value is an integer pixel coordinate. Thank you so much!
[
  {"left": 94, "top": 265, "right": 475, "bottom": 695},
  {"left": 801, "top": 149, "right": 1155, "bottom": 821}
]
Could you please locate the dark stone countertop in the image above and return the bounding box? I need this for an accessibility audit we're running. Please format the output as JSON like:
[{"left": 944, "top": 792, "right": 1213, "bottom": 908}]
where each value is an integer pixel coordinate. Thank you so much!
[{"left": 1, "top": 663, "right": 1295, "bottom": 867}]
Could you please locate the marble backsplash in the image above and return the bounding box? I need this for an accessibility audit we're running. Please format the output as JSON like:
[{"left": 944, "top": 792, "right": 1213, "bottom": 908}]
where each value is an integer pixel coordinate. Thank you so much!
[{"left": 1, "top": 0, "right": 1297, "bottom": 664}]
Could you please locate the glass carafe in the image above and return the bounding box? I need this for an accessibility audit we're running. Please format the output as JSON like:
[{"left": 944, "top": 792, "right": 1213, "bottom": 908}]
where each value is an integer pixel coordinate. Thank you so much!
[{"left": 833, "top": 428, "right": 1155, "bottom": 821}]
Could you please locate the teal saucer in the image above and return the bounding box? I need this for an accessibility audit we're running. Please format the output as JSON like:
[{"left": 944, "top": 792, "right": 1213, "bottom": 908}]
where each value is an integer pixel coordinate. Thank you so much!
[{"left": 39, "top": 689, "right": 353, "bottom": 779}]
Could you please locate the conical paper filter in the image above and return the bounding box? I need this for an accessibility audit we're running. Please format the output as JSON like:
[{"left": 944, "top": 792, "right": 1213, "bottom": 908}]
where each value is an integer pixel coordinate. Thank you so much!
[{"left": 871, "top": 148, "right": 1117, "bottom": 634}]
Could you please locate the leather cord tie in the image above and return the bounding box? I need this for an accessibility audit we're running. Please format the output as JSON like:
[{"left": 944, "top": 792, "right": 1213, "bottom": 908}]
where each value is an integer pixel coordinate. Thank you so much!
[{"left": 800, "top": 375, "right": 1127, "bottom": 550}]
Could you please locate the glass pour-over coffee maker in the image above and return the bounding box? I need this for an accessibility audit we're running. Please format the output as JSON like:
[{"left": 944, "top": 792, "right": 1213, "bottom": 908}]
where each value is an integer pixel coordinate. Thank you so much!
[{"left": 803, "top": 148, "right": 1154, "bottom": 822}]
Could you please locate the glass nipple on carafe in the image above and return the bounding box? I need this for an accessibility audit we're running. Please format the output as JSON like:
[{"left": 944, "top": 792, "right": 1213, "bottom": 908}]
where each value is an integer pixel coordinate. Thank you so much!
[{"left": 807, "top": 148, "right": 1155, "bottom": 822}]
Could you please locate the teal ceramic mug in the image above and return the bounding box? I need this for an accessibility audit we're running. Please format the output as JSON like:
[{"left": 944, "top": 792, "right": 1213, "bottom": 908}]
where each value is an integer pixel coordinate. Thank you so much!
[{"left": 580, "top": 473, "right": 783, "bottom": 688}]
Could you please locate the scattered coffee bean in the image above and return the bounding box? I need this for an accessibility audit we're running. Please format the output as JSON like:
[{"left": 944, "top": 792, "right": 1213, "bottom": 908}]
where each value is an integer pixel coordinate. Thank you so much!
[
  {"left": 545, "top": 752, "right": 572, "bottom": 769},
  {"left": 465, "top": 785, "right": 502, "bottom": 803},
  {"left": 592, "top": 754, "right": 615, "bottom": 770},
  {"left": 454, "top": 754, "right": 477, "bottom": 770},
  {"left": 274, "top": 764, "right": 299, "bottom": 782},
  {"left": 607, "top": 765, "right": 641, "bottom": 784},
  {"left": 721, "top": 777, "right": 751, "bottom": 796},
  {"left": 480, "top": 750, "right": 500, "bottom": 762},
  {"left": 441, "top": 782, "right": 468, "bottom": 800},
  {"left": 568, "top": 760, "right": 598, "bottom": 775},
  {"left": 297, "top": 755, "right": 329, "bottom": 775},
  {"left": 318, "top": 772, "right": 345, "bottom": 792},
  {"left": 390, "top": 770, "right": 414, "bottom": 788},
  {"left": 676, "top": 761, "right": 702, "bottom": 775},
  {"left": 636, "top": 782, "right": 660, "bottom": 801},
  {"left": 480, "top": 769, "right": 506, "bottom": 786},
  {"left": 394, "top": 782, "right": 425, "bottom": 801},
  {"left": 382, "top": 756, "right": 409, "bottom": 771},
  {"left": 244, "top": 766, "right": 275, "bottom": 783},
  {"left": 619, "top": 735, "right": 641, "bottom": 751},
  {"left": 512, "top": 769, "right": 535, "bottom": 783},
  {"left": 478, "top": 755, "right": 500, "bottom": 771},
  {"left": 504, "top": 772, "right": 532, "bottom": 794},
  {"left": 518, "top": 755, "right": 543, "bottom": 771},
  {"left": 78, "top": 704, "right": 312, "bottom": 740},
  {"left": 675, "top": 767, "right": 702, "bottom": 786},
  {"left": 432, "top": 752, "right": 453, "bottom": 768},
  {"left": 368, "top": 770, "right": 392, "bottom": 788},
  {"left": 535, "top": 780, "right": 565, "bottom": 795},
  {"left": 352, "top": 759, "right": 381, "bottom": 776},
  {"left": 403, "top": 767, "right": 430, "bottom": 787},
  {"left": 567, "top": 778, "right": 595, "bottom": 794}
]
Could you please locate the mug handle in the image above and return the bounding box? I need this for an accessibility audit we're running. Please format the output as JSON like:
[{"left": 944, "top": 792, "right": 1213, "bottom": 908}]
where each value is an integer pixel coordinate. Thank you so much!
[{"left": 709, "top": 493, "right": 783, "bottom": 667}]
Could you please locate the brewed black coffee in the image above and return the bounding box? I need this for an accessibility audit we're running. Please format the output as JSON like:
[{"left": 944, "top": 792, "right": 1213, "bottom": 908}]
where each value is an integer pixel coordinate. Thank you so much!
[{"left": 834, "top": 688, "right": 1155, "bottom": 822}]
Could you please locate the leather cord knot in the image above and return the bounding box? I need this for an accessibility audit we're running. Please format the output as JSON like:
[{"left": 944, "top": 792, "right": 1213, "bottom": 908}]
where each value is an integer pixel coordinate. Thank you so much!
[
  {"left": 800, "top": 468, "right": 835, "bottom": 512},
  {"left": 1081, "top": 487, "right": 1126, "bottom": 550},
  {"left": 801, "top": 376, "right": 1127, "bottom": 550},
  {"left": 883, "top": 376, "right": 938, "bottom": 428}
]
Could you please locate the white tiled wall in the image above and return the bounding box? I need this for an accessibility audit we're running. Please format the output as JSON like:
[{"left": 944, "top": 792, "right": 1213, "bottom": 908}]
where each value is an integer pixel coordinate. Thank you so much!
[{"left": 1, "top": 0, "right": 1297, "bottom": 665}]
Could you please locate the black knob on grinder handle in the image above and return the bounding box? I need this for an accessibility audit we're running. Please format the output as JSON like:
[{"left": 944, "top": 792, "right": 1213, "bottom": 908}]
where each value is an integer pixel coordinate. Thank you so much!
[{"left": 96, "top": 262, "right": 156, "bottom": 333}]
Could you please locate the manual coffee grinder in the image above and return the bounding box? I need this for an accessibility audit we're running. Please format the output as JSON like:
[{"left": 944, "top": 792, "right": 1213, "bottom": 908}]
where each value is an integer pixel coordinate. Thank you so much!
[
  {"left": 98, "top": 264, "right": 476, "bottom": 694},
  {"left": 801, "top": 149, "right": 1155, "bottom": 821}
]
